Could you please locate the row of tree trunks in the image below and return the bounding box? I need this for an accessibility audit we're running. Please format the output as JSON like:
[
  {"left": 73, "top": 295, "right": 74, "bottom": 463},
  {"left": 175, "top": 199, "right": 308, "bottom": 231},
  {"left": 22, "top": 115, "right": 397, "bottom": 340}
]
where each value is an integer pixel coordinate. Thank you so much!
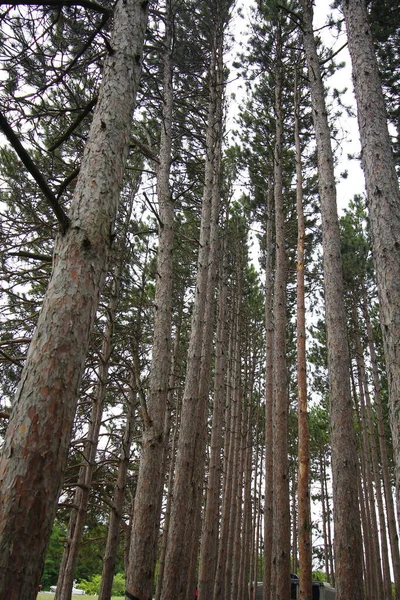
[
  {"left": 158, "top": 4, "right": 226, "bottom": 596},
  {"left": 0, "top": 1, "right": 149, "bottom": 597},
  {"left": 341, "top": 0, "right": 400, "bottom": 526},
  {"left": 55, "top": 265, "right": 121, "bottom": 600},
  {"left": 197, "top": 228, "right": 229, "bottom": 600},
  {"left": 361, "top": 287, "right": 400, "bottom": 600},
  {"left": 125, "top": 1, "right": 176, "bottom": 597},
  {"left": 300, "top": 3, "right": 364, "bottom": 599}
]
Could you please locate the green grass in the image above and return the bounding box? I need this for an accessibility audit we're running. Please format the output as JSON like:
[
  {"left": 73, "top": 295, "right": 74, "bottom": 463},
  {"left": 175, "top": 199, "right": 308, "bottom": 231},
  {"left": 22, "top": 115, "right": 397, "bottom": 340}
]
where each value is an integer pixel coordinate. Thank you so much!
[{"left": 37, "top": 595, "right": 123, "bottom": 600}]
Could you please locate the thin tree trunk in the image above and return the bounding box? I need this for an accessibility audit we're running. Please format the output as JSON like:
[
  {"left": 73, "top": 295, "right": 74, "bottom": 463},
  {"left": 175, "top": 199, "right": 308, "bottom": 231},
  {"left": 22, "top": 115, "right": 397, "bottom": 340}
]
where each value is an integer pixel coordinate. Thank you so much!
[
  {"left": 0, "top": 2, "right": 149, "bottom": 597},
  {"left": 271, "top": 22, "right": 290, "bottom": 600},
  {"left": 300, "top": 3, "right": 364, "bottom": 598},
  {"left": 160, "top": 18, "right": 224, "bottom": 597},
  {"left": 198, "top": 229, "right": 229, "bottom": 600},
  {"left": 99, "top": 377, "right": 138, "bottom": 600},
  {"left": 295, "top": 67, "right": 312, "bottom": 600},
  {"left": 224, "top": 287, "right": 243, "bottom": 600},
  {"left": 213, "top": 324, "right": 235, "bottom": 600},
  {"left": 341, "top": 0, "right": 400, "bottom": 521},
  {"left": 263, "top": 187, "right": 274, "bottom": 600},
  {"left": 361, "top": 287, "right": 400, "bottom": 600},
  {"left": 56, "top": 269, "right": 120, "bottom": 600}
]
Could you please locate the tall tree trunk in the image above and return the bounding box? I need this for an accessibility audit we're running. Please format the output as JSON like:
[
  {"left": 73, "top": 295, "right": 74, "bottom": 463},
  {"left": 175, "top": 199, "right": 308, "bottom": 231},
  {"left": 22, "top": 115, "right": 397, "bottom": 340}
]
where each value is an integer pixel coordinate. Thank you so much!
[
  {"left": 271, "top": 22, "right": 290, "bottom": 600},
  {"left": 98, "top": 377, "right": 138, "bottom": 600},
  {"left": 0, "top": 2, "right": 149, "bottom": 597},
  {"left": 125, "top": 2, "right": 175, "bottom": 598},
  {"left": 300, "top": 3, "right": 364, "bottom": 598},
  {"left": 185, "top": 78, "right": 223, "bottom": 599},
  {"left": 294, "top": 68, "right": 312, "bottom": 600},
  {"left": 341, "top": 0, "right": 400, "bottom": 520},
  {"left": 353, "top": 307, "right": 388, "bottom": 598},
  {"left": 55, "top": 267, "right": 121, "bottom": 600},
  {"left": 263, "top": 187, "right": 274, "bottom": 600},
  {"left": 361, "top": 287, "right": 400, "bottom": 600},
  {"left": 159, "top": 15, "right": 225, "bottom": 597},
  {"left": 213, "top": 324, "right": 235, "bottom": 600},
  {"left": 198, "top": 229, "right": 229, "bottom": 600}
]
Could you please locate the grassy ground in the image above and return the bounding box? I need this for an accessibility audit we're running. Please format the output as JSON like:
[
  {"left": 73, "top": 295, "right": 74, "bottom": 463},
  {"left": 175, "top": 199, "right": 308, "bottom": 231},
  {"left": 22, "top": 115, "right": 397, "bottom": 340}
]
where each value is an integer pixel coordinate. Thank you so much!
[{"left": 37, "top": 595, "right": 123, "bottom": 600}]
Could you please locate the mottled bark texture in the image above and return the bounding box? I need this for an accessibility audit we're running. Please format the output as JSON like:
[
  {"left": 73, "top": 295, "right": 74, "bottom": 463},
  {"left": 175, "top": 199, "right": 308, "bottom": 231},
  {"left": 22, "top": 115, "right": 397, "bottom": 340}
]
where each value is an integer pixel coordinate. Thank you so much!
[
  {"left": 0, "top": 2, "right": 149, "bottom": 598},
  {"left": 341, "top": 0, "right": 400, "bottom": 520},
  {"left": 300, "top": 2, "right": 364, "bottom": 599}
]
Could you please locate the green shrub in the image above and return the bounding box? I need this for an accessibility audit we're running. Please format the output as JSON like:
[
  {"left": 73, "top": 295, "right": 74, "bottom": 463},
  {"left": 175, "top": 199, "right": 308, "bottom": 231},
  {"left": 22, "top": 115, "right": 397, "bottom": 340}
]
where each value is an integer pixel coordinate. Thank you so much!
[
  {"left": 78, "top": 573, "right": 125, "bottom": 596},
  {"left": 78, "top": 574, "right": 101, "bottom": 595}
]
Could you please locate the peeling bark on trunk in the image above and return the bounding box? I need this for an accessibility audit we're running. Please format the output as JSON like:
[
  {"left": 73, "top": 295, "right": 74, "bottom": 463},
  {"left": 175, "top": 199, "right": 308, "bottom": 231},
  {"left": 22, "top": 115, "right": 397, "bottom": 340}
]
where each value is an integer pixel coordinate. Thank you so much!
[
  {"left": 0, "top": 2, "right": 148, "bottom": 598},
  {"left": 341, "top": 0, "right": 400, "bottom": 524},
  {"left": 300, "top": 3, "right": 364, "bottom": 598}
]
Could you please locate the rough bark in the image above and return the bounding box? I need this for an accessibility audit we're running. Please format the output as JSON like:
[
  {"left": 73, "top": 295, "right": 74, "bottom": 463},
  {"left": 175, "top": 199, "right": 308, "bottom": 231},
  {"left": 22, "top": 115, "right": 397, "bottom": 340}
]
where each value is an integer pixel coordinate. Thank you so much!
[
  {"left": 271, "top": 23, "right": 291, "bottom": 600},
  {"left": 295, "top": 69, "right": 313, "bottom": 600},
  {"left": 213, "top": 325, "right": 235, "bottom": 600},
  {"left": 98, "top": 380, "right": 138, "bottom": 600},
  {"left": 159, "top": 20, "right": 224, "bottom": 598},
  {"left": 55, "top": 268, "right": 120, "bottom": 600},
  {"left": 263, "top": 187, "right": 274, "bottom": 600},
  {"left": 198, "top": 230, "right": 229, "bottom": 600},
  {"left": 341, "top": 0, "right": 400, "bottom": 523},
  {"left": 300, "top": 3, "right": 364, "bottom": 598},
  {"left": 361, "top": 287, "right": 400, "bottom": 600},
  {"left": 125, "top": 2, "right": 175, "bottom": 598},
  {"left": 0, "top": 2, "right": 148, "bottom": 597}
]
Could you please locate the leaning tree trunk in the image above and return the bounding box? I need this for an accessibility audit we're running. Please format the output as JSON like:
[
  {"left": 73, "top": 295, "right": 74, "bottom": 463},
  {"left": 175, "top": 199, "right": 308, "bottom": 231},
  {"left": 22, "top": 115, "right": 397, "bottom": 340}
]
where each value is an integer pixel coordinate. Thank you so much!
[
  {"left": 0, "top": 2, "right": 148, "bottom": 598},
  {"left": 341, "top": 0, "right": 400, "bottom": 523},
  {"left": 125, "top": 2, "right": 176, "bottom": 598},
  {"left": 300, "top": 2, "right": 364, "bottom": 599}
]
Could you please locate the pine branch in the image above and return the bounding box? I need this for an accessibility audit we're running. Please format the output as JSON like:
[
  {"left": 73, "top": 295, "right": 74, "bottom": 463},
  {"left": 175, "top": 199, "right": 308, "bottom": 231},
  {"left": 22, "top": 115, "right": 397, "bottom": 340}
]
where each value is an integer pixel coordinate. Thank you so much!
[
  {"left": 0, "top": 111, "right": 71, "bottom": 233},
  {"left": 48, "top": 96, "right": 98, "bottom": 152},
  {"left": 0, "top": 0, "right": 112, "bottom": 15}
]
